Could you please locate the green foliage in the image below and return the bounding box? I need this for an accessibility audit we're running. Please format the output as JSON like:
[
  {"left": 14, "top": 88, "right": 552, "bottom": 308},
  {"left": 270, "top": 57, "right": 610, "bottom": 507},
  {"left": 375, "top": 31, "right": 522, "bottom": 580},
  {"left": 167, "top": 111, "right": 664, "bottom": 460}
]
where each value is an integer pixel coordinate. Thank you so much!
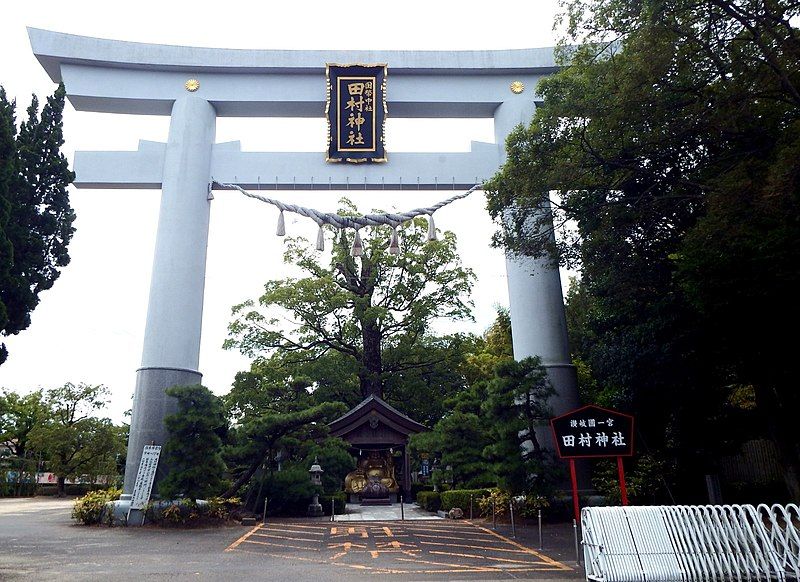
[
  {"left": 593, "top": 454, "right": 673, "bottom": 506},
  {"left": 222, "top": 400, "right": 346, "bottom": 500},
  {"left": 143, "top": 497, "right": 241, "bottom": 526},
  {"left": 461, "top": 307, "right": 513, "bottom": 386},
  {"left": 0, "top": 84, "right": 75, "bottom": 365},
  {"left": 409, "top": 407, "right": 494, "bottom": 489},
  {"left": 408, "top": 309, "right": 514, "bottom": 490},
  {"left": 416, "top": 491, "right": 441, "bottom": 512},
  {"left": 159, "top": 385, "right": 227, "bottom": 502},
  {"left": 409, "top": 482, "right": 433, "bottom": 501},
  {"left": 225, "top": 207, "right": 475, "bottom": 421},
  {"left": 0, "top": 389, "right": 47, "bottom": 495},
  {"left": 482, "top": 357, "right": 558, "bottom": 495},
  {"left": 262, "top": 465, "right": 320, "bottom": 516},
  {"left": 0, "top": 389, "right": 46, "bottom": 458},
  {"left": 440, "top": 489, "right": 489, "bottom": 512},
  {"left": 477, "top": 488, "right": 510, "bottom": 518},
  {"left": 28, "top": 383, "right": 125, "bottom": 496},
  {"left": 321, "top": 491, "right": 347, "bottom": 515},
  {"left": 303, "top": 438, "right": 355, "bottom": 494},
  {"left": 486, "top": 0, "right": 800, "bottom": 500},
  {"left": 71, "top": 487, "right": 122, "bottom": 525}
]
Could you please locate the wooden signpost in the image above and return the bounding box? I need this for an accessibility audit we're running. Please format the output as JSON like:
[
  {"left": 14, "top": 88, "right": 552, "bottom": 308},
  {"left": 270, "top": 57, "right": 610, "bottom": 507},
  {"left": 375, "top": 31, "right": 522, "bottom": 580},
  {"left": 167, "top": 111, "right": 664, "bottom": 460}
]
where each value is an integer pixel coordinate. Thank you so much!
[{"left": 550, "top": 405, "right": 635, "bottom": 522}]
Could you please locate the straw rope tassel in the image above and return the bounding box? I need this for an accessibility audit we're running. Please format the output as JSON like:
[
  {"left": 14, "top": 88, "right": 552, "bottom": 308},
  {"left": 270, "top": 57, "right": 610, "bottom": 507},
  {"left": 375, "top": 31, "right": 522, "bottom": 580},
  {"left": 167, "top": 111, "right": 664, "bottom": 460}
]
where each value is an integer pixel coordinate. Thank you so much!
[
  {"left": 351, "top": 230, "right": 364, "bottom": 257},
  {"left": 389, "top": 226, "right": 400, "bottom": 255},
  {"left": 427, "top": 214, "right": 437, "bottom": 241},
  {"left": 316, "top": 225, "right": 325, "bottom": 251},
  {"left": 276, "top": 210, "right": 286, "bottom": 236}
]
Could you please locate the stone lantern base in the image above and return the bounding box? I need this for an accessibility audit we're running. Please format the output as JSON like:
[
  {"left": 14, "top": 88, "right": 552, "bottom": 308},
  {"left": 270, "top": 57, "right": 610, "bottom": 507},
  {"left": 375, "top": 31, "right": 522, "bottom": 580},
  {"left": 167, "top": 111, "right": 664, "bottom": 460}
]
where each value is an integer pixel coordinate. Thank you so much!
[{"left": 307, "top": 493, "right": 324, "bottom": 517}]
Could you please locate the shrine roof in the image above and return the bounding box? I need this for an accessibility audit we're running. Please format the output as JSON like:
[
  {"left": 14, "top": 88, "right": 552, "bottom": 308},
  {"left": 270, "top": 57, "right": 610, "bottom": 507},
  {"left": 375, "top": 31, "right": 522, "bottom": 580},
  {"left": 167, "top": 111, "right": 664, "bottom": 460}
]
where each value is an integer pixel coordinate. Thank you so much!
[{"left": 328, "top": 395, "right": 427, "bottom": 437}]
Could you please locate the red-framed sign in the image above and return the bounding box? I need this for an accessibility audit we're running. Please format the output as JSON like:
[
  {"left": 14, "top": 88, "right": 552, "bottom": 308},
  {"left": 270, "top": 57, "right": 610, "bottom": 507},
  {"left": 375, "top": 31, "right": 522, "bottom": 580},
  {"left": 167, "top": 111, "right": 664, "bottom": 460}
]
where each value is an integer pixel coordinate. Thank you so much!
[
  {"left": 550, "top": 404, "right": 634, "bottom": 459},
  {"left": 550, "top": 405, "right": 636, "bottom": 519}
]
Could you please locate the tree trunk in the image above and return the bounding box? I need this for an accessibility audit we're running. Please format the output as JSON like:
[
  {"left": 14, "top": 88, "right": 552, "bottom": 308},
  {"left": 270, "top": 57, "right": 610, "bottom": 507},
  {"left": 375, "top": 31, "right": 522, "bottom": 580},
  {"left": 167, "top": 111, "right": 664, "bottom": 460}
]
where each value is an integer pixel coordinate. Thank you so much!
[
  {"left": 222, "top": 452, "right": 266, "bottom": 499},
  {"left": 353, "top": 279, "right": 382, "bottom": 399},
  {"left": 57, "top": 476, "right": 66, "bottom": 497},
  {"left": 360, "top": 320, "right": 383, "bottom": 399}
]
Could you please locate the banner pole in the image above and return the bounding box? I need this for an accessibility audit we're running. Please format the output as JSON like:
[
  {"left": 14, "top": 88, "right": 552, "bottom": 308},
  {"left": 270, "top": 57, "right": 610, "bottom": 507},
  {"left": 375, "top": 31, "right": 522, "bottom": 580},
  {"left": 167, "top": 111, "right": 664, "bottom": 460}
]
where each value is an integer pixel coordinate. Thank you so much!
[
  {"left": 569, "top": 458, "right": 580, "bottom": 523},
  {"left": 617, "top": 456, "right": 629, "bottom": 506}
]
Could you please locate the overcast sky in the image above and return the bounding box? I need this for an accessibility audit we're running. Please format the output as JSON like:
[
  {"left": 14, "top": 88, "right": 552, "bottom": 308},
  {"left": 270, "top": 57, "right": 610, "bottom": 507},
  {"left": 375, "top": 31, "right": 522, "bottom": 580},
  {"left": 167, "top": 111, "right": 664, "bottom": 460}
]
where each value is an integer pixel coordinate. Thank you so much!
[{"left": 0, "top": 0, "right": 572, "bottom": 423}]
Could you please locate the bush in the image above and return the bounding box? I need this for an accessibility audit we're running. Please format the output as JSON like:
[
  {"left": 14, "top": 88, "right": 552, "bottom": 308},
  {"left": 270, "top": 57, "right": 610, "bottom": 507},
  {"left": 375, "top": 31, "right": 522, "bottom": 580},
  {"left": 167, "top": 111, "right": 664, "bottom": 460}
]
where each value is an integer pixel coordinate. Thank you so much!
[
  {"left": 71, "top": 487, "right": 122, "bottom": 525},
  {"left": 321, "top": 492, "right": 347, "bottom": 516},
  {"left": 477, "top": 488, "right": 510, "bottom": 517},
  {"left": 264, "top": 466, "right": 320, "bottom": 516},
  {"left": 416, "top": 491, "right": 441, "bottom": 512},
  {"left": 0, "top": 481, "right": 37, "bottom": 497},
  {"left": 144, "top": 496, "right": 242, "bottom": 526},
  {"left": 440, "top": 489, "right": 490, "bottom": 512},
  {"left": 409, "top": 482, "right": 433, "bottom": 501}
]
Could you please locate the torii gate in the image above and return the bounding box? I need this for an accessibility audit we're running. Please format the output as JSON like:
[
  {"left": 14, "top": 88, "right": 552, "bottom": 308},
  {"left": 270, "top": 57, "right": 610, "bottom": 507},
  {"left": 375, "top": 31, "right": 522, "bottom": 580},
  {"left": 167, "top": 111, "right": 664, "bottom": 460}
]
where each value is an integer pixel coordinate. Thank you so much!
[{"left": 29, "top": 28, "right": 579, "bottom": 503}]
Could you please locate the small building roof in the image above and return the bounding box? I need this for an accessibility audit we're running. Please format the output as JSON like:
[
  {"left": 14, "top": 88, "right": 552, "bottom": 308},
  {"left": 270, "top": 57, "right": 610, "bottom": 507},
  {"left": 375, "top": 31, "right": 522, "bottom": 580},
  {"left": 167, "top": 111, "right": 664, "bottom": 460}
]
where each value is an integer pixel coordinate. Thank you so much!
[{"left": 328, "top": 394, "right": 427, "bottom": 440}]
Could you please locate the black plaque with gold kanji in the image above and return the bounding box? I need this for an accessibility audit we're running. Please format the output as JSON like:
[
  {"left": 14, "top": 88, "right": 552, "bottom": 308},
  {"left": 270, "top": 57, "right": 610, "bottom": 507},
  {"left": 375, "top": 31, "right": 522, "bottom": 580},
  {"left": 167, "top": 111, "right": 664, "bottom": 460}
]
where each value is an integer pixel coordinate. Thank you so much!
[
  {"left": 326, "top": 64, "right": 387, "bottom": 163},
  {"left": 550, "top": 405, "right": 635, "bottom": 459}
]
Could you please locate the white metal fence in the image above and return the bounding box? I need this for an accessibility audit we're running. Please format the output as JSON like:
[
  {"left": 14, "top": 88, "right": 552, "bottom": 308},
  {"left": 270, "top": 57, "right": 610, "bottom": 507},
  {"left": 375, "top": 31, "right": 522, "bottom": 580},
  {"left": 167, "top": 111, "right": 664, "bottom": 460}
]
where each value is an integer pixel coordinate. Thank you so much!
[{"left": 582, "top": 504, "right": 800, "bottom": 581}]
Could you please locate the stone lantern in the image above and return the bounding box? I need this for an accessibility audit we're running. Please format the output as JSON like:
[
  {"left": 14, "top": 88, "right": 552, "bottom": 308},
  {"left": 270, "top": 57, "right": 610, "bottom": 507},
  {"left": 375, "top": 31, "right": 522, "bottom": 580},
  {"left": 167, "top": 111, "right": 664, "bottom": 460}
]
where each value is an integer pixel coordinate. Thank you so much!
[{"left": 307, "top": 457, "right": 324, "bottom": 517}]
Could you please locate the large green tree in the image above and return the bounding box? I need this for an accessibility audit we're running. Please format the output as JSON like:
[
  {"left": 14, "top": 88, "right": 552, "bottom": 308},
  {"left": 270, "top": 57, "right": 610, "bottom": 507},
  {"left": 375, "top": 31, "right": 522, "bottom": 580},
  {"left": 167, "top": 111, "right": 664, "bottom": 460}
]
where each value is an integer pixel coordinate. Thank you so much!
[
  {"left": 486, "top": 0, "right": 800, "bottom": 499},
  {"left": 226, "top": 206, "right": 475, "bottom": 423},
  {"left": 0, "top": 389, "right": 46, "bottom": 460},
  {"left": 28, "top": 383, "right": 125, "bottom": 496},
  {"left": 0, "top": 389, "right": 48, "bottom": 495},
  {"left": 0, "top": 84, "right": 75, "bottom": 365}
]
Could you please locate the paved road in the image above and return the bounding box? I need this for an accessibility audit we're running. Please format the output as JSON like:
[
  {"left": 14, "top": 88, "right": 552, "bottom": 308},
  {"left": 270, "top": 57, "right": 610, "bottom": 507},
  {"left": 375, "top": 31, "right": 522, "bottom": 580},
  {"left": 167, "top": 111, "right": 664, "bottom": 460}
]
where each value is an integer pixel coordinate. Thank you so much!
[{"left": 0, "top": 497, "right": 584, "bottom": 581}]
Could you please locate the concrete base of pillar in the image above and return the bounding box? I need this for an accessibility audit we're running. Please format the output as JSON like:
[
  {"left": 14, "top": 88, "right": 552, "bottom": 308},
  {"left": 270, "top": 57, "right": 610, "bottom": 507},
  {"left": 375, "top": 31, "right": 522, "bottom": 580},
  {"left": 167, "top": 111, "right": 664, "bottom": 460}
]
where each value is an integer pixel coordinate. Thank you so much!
[{"left": 122, "top": 367, "right": 202, "bottom": 496}]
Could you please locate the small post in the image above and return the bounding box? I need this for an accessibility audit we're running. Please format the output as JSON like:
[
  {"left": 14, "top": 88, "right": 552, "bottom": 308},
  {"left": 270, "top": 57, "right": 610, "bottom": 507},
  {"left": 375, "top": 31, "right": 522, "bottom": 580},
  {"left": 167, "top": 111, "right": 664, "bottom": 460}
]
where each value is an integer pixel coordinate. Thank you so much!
[
  {"left": 331, "top": 498, "right": 335, "bottom": 522},
  {"left": 573, "top": 518, "right": 581, "bottom": 566},
  {"left": 617, "top": 456, "right": 629, "bottom": 506},
  {"left": 538, "top": 509, "right": 543, "bottom": 549},
  {"left": 400, "top": 495, "right": 405, "bottom": 521},
  {"left": 492, "top": 498, "right": 497, "bottom": 530},
  {"left": 510, "top": 501, "right": 516, "bottom": 538},
  {"left": 262, "top": 497, "right": 268, "bottom": 523},
  {"left": 469, "top": 494, "right": 473, "bottom": 520}
]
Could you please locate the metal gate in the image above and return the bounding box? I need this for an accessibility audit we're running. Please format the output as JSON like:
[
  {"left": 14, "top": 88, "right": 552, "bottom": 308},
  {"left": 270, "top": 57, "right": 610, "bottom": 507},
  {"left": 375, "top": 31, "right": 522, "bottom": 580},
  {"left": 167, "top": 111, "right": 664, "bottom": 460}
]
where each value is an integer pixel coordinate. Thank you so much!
[{"left": 582, "top": 504, "right": 800, "bottom": 581}]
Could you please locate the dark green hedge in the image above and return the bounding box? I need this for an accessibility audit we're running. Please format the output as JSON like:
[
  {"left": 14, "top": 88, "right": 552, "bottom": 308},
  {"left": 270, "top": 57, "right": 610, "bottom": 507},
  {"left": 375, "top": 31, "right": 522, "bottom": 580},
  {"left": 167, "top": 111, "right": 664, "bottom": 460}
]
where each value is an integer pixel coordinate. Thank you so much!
[
  {"left": 321, "top": 492, "right": 347, "bottom": 516},
  {"left": 440, "top": 489, "right": 490, "bottom": 512},
  {"left": 409, "top": 483, "right": 433, "bottom": 501},
  {"left": 416, "top": 491, "right": 441, "bottom": 512}
]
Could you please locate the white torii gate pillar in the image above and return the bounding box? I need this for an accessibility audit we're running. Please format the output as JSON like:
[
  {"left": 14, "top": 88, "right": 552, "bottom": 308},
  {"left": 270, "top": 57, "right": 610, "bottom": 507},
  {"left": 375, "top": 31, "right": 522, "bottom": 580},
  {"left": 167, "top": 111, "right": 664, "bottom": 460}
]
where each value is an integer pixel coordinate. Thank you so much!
[
  {"left": 494, "top": 100, "right": 580, "bottom": 451},
  {"left": 123, "top": 95, "right": 216, "bottom": 496}
]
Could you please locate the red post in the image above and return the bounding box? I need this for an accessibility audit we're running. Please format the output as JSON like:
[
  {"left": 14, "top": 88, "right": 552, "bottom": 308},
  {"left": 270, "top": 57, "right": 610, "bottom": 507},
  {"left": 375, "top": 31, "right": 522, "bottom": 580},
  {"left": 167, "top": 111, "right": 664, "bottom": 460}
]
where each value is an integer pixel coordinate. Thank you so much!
[
  {"left": 617, "top": 456, "right": 629, "bottom": 506},
  {"left": 569, "top": 458, "right": 580, "bottom": 522}
]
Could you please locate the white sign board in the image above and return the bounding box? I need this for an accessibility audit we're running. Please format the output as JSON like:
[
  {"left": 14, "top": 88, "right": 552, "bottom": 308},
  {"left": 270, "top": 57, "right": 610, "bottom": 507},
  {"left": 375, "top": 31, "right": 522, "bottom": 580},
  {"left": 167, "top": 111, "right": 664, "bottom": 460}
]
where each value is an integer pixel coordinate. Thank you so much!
[{"left": 130, "top": 445, "right": 161, "bottom": 510}]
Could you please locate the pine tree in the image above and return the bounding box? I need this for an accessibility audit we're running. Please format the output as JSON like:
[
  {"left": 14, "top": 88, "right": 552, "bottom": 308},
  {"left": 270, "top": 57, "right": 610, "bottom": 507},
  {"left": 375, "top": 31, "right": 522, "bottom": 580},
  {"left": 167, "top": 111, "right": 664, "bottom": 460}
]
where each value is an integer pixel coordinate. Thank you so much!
[
  {"left": 482, "top": 357, "right": 556, "bottom": 495},
  {"left": 159, "top": 385, "right": 228, "bottom": 502}
]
